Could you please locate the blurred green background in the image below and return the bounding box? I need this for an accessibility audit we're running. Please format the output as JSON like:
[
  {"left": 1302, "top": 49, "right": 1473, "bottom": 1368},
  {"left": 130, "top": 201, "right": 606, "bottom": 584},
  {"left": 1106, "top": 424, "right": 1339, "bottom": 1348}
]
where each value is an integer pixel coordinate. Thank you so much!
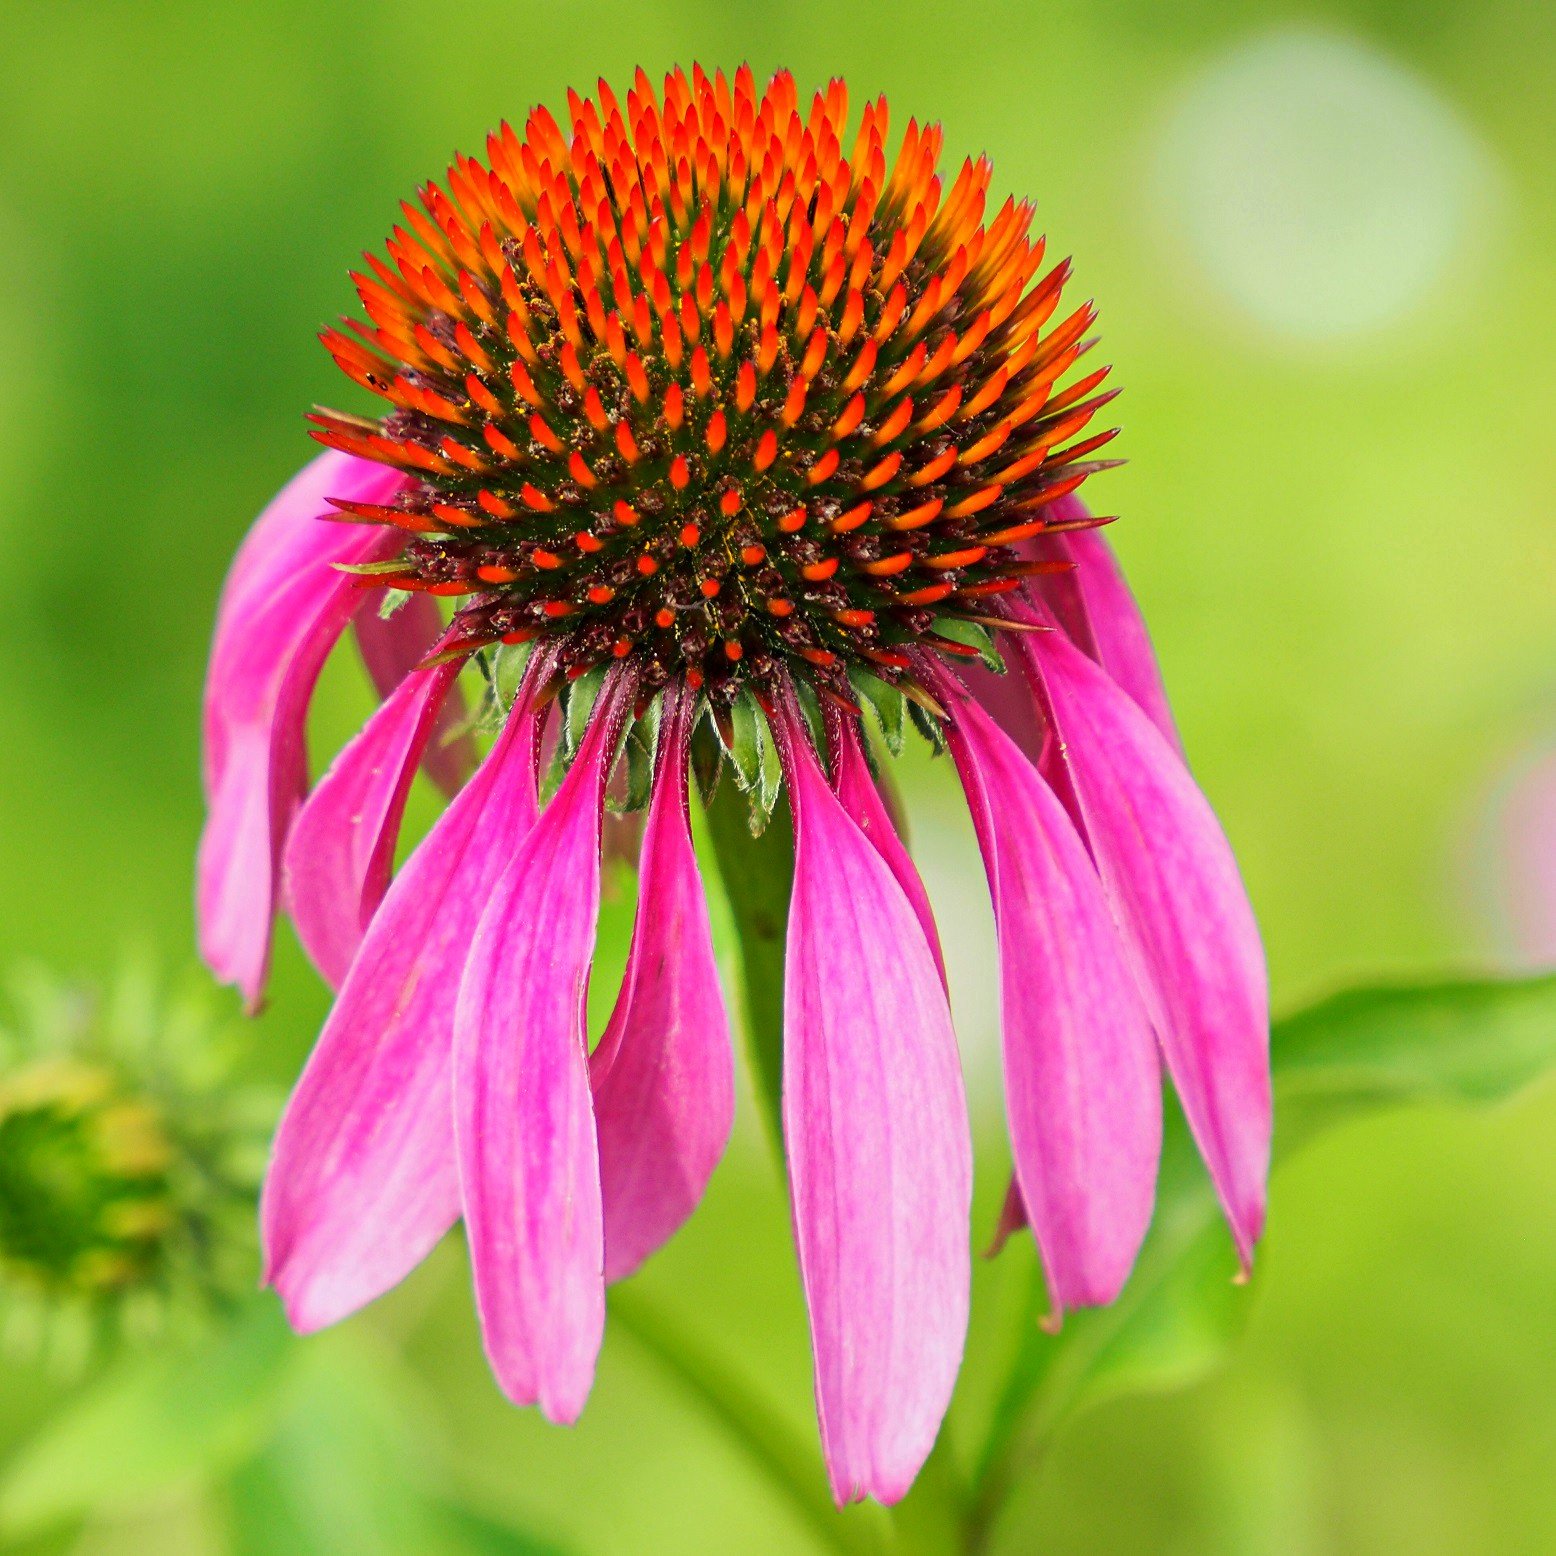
[{"left": 2, "top": 0, "right": 1555, "bottom": 1550}]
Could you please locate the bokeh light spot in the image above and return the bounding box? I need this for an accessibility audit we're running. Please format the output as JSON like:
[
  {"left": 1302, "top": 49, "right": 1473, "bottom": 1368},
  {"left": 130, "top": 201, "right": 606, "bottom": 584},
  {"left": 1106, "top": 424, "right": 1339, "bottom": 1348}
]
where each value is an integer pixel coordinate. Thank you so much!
[{"left": 1151, "top": 27, "right": 1501, "bottom": 340}]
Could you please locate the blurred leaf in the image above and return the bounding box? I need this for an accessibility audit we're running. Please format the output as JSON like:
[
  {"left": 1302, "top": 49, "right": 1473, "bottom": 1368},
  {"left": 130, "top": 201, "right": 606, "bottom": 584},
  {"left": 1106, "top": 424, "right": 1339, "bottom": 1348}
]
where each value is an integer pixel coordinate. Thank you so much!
[
  {"left": 427, "top": 1500, "right": 573, "bottom": 1556},
  {"left": 221, "top": 1333, "right": 570, "bottom": 1556},
  {"left": 972, "top": 972, "right": 1556, "bottom": 1532},
  {"left": 0, "top": 1522, "right": 82, "bottom": 1556},
  {"left": 0, "top": 1299, "right": 294, "bottom": 1536},
  {"left": 1272, "top": 972, "right": 1556, "bottom": 1144}
]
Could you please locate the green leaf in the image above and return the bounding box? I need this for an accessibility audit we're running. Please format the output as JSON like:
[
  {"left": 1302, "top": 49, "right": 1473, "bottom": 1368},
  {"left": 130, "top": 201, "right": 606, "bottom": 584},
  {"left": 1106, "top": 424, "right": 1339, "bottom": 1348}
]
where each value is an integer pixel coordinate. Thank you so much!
[
  {"left": 971, "top": 972, "right": 1556, "bottom": 1535},
  {"left": 1271, "top": 972, "right": 1556, "bottom": 1146},
  {"left": 0, "top": 1300, "right": 295, "bottom": 1536}
]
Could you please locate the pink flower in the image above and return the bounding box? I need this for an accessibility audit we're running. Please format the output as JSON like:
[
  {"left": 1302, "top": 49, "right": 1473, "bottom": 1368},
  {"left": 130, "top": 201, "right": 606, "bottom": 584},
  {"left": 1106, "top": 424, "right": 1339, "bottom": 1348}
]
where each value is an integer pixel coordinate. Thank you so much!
[{"left": 200, "top": 68, "right": 1270, "bottom": 1505}]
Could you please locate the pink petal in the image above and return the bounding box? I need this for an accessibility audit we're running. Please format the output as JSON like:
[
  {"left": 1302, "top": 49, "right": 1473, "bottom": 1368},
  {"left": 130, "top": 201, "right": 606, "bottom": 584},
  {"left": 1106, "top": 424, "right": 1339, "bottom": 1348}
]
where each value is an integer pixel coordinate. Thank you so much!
[
  {"left": 590, "top": 687, "right": 733, "bottom": 1283},
  {"left": 197, "top": 453, "right": 403, "bottom": 1007},
  {"left": 832, "top": 719, "right": 946, "bottom": 986},
  {"left": 354, "top": 596, "right": 477, "bottom": 796},
  {"left": 776, "top": 696, "right": 972, "bottom": 1506},
  {"left": 958, "top": 659, "right": 1047, "bottom": 770},
  {"left": 453, "top": 674, "right": 631, "bottom": 1422},
  {"left": 1021, "top": 626, "right": 1271, "bottom": 1266},
  {"left": 261, "top": 666, "right": 549, "bottom": 1333},
  {"left": 1035, "top": 496, "right": 1180, "bottom": 751},
  {"left": 939, "top": 676, "right": 1161, "bottom": 1311},
  {"left": 203, "top": 451, "right": 402, "bottom": 791},
  {"left": 282, "top": 658, "right": 460, "bottom": 989}
]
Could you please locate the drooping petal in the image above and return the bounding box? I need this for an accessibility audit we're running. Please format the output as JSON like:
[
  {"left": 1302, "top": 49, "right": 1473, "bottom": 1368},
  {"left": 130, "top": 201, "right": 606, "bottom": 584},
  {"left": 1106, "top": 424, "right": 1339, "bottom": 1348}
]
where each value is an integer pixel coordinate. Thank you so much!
[
  {"left": 261, "top": 664, "right": 549, "bottom": 1333},
  {"left": 958, "top": 658, "right": 1047, "bottom": 771},
  {"left": 354, "top": 595, "right": 477, "bottom": 796},
  {"left": 203, "top": 451, "right": 402, "bottom": 790},
  {"left": 454, "top": 673, "right": 632, "bottom": 1423},
  {"left": 776, "top": 694, "right": 972, "bottom": 1506},
  {"left": 282, "top": 658, "right": 460, "bottom": 989},
  {"left": 197, "top": 453, "right": 403, "bottom": 1007},
  {"left": 590, "top": 686, "right": 733, "bottom": 1283},
  {"left": 1020, "top": 626, "right": 1271, "bottom": 1266},
  {"left": 938, "top": 675, "right": 1161, "bottom": 1311},
  {"left": 832, "top": 718, "right": 946, "bottom": 986},
  {"left": 1032, "top": 496, "right": 1179, "bottom": 750}
]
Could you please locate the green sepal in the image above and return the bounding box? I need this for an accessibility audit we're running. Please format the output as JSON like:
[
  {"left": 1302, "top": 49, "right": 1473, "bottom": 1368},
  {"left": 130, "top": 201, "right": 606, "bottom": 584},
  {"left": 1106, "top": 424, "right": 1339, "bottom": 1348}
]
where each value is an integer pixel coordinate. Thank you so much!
[
  {"left": 689, "top": 714, "right": 724, "bottom": 806},
  {"left": 562, "top": 665, "right": 608, "bottom": 758},
  {"left": 716, "top": 691, "right": 767, "bottom": 795},
  {"left": 330, "top": 559, "right": 408, "bottom": 578},
  {"left": 609, "top": 699, "right": 661, "bottom": 816},
  {"left": 791, "top": 676, "right": 828, "bottom": 760},
  {"left": 931, "top": 615, "right": 1006, "bottom": 673},
  {"left": 906, "top": 695, "right": 948, "bottom": 753},
  {"left": 709, "top": 692, "right": 782, "bottom": 835},
  {"left": 850, "top": 670, "right": 909, "bottom": 756},
  {"left": 538, "top": 666, "right": 608, "bottom": 800}
]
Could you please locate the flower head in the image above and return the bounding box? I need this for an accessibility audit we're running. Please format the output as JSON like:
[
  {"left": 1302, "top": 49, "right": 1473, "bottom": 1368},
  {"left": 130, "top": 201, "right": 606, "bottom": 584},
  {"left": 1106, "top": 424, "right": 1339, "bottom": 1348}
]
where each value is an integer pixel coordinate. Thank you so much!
[
  {"left": 199, "top": 66, "right": 1271, "bottom": 1505},
  {"left": 311, "top": 66, "right": 1115, "bottom": 706}
]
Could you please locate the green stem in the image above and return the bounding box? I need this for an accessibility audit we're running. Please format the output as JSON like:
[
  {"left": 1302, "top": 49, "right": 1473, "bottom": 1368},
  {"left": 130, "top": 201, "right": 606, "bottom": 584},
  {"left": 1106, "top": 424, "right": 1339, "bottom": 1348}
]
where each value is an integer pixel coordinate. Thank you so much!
[
  {"left": 888, "top": 1434, "right": 972, "bottom": 1554},
  {"left": 700, "top": 773, "right": 973, "bottom": 1551},
  {"left": 703, "top": 778, "right": 794, "bottom": 1156},
  {"left": 610, "top": 1287, "right": 886, "bottom": 1556}
]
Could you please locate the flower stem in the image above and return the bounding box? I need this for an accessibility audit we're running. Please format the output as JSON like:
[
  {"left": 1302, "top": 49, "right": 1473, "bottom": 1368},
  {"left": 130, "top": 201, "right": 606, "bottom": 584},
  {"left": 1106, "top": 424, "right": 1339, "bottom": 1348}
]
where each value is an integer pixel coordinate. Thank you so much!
[
  {"left": 609, "top": 1286, "right": 886, "bottom": 1556},
  {"left": 702, "top": 779, "right": 794, "bottom": 1155},
  {"left": 886, "top": 1434, "right": 973, "bottom": 1554}
]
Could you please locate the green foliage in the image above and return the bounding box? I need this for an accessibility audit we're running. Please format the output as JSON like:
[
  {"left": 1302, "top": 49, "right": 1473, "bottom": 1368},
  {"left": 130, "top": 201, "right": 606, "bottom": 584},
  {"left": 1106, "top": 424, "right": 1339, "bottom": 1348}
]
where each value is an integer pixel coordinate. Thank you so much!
[
  {"left": 961, "top": 972, "right": 1556, "bottom": 1545},
  {"left": 221, "top": 1336, "right": 570, "bottom": 1556},
  {"left": 0, "top": 1299, "right": 568, "bottom": 1554},
  {"left": 0, "top": 1301, "right": 295, "bottom": 1537}
]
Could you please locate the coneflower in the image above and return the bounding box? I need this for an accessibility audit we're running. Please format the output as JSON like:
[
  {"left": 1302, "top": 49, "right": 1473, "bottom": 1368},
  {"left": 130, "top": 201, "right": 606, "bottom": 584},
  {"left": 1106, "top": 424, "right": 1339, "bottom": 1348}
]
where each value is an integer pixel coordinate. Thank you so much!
[{"left": 198, "top": 66, "right": 1270, "bottom": 1504}]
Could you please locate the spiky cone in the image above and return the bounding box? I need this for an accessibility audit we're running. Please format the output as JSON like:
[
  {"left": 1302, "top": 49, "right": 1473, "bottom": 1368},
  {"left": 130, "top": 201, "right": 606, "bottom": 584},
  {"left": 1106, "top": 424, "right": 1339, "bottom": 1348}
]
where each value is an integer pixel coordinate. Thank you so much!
[{"left": 200, "top": 66, "right": 1270, "bottom": 1506}]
